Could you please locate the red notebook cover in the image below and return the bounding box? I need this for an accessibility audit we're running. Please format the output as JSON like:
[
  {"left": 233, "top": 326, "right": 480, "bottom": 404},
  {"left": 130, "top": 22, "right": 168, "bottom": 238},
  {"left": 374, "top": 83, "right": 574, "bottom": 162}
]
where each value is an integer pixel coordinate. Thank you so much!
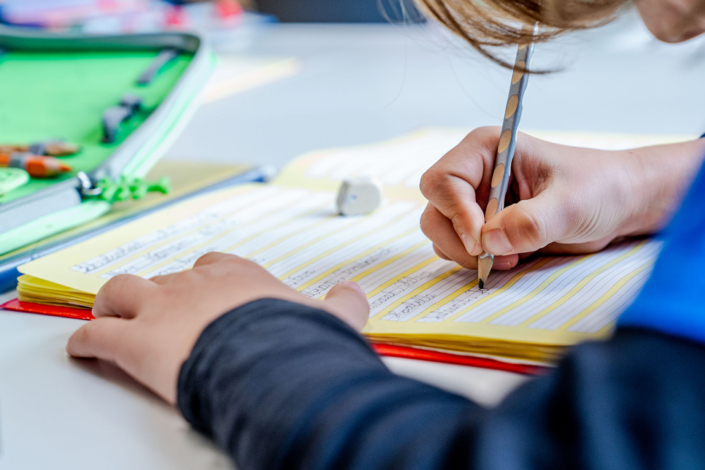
[
  {"left": 2, "top": 299, "right": 547, "bottom": 375},
  {"left": 2, "top": 299, "right": 94, "bottom": 320}
]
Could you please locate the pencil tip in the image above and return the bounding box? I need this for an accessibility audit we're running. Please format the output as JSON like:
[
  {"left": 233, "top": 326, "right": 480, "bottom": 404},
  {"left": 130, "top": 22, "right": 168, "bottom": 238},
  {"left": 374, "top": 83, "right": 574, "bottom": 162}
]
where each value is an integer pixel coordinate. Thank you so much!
[{"left": 478, "top": 280, "right": 484, "bottom": 290}]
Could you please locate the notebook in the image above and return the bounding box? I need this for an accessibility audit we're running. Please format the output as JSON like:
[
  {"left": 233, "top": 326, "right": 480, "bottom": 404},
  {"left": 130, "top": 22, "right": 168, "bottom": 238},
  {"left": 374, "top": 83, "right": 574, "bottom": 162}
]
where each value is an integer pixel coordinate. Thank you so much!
[{"left": 14, "top": 129, "right": 690, "bottom": 364}]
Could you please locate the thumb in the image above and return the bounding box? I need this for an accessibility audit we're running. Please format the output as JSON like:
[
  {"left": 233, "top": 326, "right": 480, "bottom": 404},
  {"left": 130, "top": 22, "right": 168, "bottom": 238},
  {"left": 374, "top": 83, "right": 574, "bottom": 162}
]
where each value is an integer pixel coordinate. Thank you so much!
[
  {"left": 482, "top": 191, "right": 574, "bottom": 255},
  {"left": 323, "top": 281, "right": 370, "bottom": 331}
]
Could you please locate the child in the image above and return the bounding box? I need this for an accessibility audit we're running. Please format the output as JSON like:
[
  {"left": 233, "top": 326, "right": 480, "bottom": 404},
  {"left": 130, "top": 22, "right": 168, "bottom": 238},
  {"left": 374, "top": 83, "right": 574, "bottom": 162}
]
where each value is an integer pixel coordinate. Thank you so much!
[{"left": 67, "top": 0, "right": 705, "bottom": 468}]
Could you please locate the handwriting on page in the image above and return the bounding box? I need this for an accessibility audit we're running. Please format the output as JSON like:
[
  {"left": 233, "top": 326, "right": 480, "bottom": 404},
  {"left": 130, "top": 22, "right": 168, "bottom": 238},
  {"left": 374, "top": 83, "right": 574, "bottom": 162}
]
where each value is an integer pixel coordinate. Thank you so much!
[{"left": 66, "top": 185, "right": 659, "bottom": 338}]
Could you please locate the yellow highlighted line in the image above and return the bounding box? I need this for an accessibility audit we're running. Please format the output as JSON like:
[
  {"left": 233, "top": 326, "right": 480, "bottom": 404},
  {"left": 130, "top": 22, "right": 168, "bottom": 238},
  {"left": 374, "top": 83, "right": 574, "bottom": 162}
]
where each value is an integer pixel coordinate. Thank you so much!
[
  {"left": 519, "top": 241, "right": 648, "bottom": 327},
  {"left": 409, "top": 277, "right": 479, "bottom": 322},
  {"left": 560, "top": 260, "right": 654, "bottom": 331},
  {"left": 372, "top": 265, "right": 463, "bottom": 320},
  {"left": 441, "top": 258, "right": 554, "bottom": 323},
  {"left": 364, "top": 255, "right": 439, "bottom": 300},
  {"left": 96, "top": 186, "right": 283, "bottom": 278},
  {"left": 248, "top": 214, "right": 339, "bottom": 261},
  {"left": 135, "top": 196, "right": 325, "bottom": 278},
  {"left": 294, "top": 233, "right": 422, "bottom": 293},
  {"left": 481, "top": 255, "right": 595, "bottom": 325},
  {"left": 351, "top": 242, "right": 429, "bottom": 283},
  {"left": 274, "top": 208, "right": 416, "bottom": 277},
  {"left": 223, "top": 203, "right": 329, "bottom": 255}
]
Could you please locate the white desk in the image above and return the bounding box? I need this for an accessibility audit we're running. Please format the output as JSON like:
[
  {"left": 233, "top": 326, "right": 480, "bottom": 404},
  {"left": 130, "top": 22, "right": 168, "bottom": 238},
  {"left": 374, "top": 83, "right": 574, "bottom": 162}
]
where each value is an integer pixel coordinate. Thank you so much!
[{"left": 3, "top": 14, "right": 705, "bottom": 469}]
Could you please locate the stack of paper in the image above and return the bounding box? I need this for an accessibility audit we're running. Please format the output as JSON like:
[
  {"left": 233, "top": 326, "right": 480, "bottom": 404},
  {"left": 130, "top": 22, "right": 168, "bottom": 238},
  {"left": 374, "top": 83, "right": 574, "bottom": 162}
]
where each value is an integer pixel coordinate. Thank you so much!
[{"left": 17, "top": 129, "right": 688, "bottom": 363}]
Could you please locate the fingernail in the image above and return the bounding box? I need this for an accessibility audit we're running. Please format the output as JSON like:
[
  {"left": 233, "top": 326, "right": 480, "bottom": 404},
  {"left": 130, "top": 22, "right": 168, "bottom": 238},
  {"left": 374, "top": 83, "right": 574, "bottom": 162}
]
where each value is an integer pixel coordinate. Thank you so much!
[
  {"left": 460, "top": 233, "right": 480, "bottom": 256},
  {"left": 482, "top": 229, "right": 513, "bottom": 255}
]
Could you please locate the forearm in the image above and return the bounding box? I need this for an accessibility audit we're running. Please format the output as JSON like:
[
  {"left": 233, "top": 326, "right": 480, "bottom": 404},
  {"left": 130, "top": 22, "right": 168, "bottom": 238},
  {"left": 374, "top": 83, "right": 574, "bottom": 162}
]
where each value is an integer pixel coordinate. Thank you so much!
[
  {"left": 619, "top": 138, "right": 705, "bottom": 236},
  {"left": 177, "top": 299, "right": 705, "bottom": 470},
  {"left": 177, "top": 299, "right": 484, "bottom": 470}
]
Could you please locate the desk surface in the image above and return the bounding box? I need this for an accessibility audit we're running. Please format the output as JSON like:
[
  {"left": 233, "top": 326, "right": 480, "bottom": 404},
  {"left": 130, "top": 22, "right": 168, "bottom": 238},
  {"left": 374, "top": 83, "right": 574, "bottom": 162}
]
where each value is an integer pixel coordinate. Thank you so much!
[{"left": 3, "top": 16, "right": 705, "bottom": 469}]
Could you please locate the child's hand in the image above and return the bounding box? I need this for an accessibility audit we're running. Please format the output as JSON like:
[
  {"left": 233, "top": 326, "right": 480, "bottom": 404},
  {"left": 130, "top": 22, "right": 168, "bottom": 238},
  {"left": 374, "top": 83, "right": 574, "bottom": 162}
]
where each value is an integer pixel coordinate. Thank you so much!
[
  {"left": 420, "top": 127, "right": 703, "bottom": 270},
  {"left": 66, "top": 253, "right": 370, "bottom": 405}
]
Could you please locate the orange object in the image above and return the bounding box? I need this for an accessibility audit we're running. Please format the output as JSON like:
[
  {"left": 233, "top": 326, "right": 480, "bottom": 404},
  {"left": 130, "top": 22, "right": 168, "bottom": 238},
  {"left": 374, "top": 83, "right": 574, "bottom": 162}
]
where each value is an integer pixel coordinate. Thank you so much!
[{"left": 0, "top": 152, "right": 71, "bottom": 178}]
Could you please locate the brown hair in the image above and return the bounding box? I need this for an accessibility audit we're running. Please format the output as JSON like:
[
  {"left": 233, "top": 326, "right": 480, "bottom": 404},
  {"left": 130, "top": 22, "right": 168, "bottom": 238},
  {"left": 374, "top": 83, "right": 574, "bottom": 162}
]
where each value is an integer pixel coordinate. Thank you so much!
[{"left": 413, "top": 0, "right": 628, "bottom": 70}]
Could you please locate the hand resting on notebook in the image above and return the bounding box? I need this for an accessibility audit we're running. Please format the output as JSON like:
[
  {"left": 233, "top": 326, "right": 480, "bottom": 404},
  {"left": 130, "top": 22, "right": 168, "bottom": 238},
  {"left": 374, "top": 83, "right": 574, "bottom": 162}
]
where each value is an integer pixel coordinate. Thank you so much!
[
  {"left": 420, "top": 126, "right": 705, "bottom": 270},
  {"left": 66, "top": 252, "right": 369, "bottom": 405}
]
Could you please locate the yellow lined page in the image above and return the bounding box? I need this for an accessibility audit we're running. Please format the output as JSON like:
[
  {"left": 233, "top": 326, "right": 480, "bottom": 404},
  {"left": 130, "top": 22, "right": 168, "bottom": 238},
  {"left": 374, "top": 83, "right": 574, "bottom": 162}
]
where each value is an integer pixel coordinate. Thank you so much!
[
  {"left": 19, "top": 183, "right": 660, "bottom": 350},
  {"left": 18, "top": 129, "right": 685, "bottom": 355}
]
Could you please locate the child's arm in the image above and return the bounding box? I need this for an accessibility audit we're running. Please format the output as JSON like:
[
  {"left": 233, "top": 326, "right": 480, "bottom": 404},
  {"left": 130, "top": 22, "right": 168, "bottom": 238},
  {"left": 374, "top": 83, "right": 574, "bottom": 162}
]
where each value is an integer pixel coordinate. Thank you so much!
[
  {"left": 420, "top": 127, "right": 705, "bottom": 270},
  {"left": 67, "top": 246, "right": 705, "bottom": 469},
  {"left": 178, "top": 308, "right": 705, "bottom": 470}
]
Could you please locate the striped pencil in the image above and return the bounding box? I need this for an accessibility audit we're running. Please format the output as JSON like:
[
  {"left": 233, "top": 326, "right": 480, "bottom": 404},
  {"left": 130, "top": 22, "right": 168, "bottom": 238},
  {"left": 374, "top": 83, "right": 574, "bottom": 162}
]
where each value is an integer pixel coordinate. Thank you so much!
[
  {"left": 478, "top": 27, "right": 537, "bottom": 289},
  {"left": 0, "top": 153, "right": 72, "bottom": 178}
]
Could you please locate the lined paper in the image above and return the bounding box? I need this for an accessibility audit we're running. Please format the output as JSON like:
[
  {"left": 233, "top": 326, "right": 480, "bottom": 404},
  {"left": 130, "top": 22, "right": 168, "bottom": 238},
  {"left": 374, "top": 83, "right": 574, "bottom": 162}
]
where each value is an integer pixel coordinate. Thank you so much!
[
  {"left": 20, "top": 184, "right": 660, "bottom": 348},
  {"left": 19, "top": 129, "right": 686, "bottom": 357}
]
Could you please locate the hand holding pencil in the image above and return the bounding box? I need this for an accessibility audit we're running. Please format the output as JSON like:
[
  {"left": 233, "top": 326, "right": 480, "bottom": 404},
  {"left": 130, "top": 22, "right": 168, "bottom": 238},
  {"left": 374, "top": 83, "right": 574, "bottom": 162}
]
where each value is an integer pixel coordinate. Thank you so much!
[
  {"left": 476, "top": 31, "right": 537, "bottom": 288},
  {"left": 419, "top": 39, "right": 705, "bottom": 285}
]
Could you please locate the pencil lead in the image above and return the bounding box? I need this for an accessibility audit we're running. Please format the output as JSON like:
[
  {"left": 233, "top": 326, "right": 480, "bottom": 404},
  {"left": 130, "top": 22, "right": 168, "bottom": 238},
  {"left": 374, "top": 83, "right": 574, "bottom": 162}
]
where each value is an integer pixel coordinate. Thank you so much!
[{"left": 478, "top": 279, "right": 484, "bottom": 290}]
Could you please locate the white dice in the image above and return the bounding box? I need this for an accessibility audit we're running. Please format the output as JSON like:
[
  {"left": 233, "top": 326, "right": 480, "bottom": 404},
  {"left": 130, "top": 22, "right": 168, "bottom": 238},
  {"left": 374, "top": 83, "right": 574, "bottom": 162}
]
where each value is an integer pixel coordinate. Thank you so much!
[{"left": 336, "top": 177, "right": 384, "bottom": 216}]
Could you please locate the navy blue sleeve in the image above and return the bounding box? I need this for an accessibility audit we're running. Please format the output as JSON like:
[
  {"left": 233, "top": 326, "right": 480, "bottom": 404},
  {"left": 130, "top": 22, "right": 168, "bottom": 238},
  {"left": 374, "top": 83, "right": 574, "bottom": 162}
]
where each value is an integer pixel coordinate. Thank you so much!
[{"left": 178, "top": 298, "right": 705, "bottom": 470}]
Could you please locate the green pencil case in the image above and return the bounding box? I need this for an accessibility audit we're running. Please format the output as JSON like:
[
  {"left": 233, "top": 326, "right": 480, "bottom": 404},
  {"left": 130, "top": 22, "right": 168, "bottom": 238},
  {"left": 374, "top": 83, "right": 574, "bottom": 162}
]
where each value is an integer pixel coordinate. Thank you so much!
[{"left": 0, "top": 27, "right": 214, "bottom": 255}]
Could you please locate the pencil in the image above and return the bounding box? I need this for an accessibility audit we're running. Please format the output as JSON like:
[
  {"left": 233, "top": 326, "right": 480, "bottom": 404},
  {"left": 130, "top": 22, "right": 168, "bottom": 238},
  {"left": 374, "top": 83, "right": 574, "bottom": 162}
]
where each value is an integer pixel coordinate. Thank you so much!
[
  {"left": 0, "top": 141, "right": 80, "bottom": 157},
  {"left": 478, "top": 26, "right": 537, "bottom": 290},
  {"left": 0, "top": 153, "right": 72, "bottom": 178}
]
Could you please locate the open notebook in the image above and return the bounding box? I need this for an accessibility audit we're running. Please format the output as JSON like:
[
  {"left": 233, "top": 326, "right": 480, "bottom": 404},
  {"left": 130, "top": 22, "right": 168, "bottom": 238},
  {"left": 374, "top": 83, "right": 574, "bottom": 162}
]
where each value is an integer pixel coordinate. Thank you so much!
[{"left": 15, "top": 129, "right": 689, "bottom": 364}]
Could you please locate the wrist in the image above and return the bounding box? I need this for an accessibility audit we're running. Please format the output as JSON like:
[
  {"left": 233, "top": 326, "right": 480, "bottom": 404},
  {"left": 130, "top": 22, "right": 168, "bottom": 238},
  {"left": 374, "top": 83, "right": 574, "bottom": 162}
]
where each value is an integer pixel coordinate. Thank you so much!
[{"left": 619, "top": 139, "right": 705, "bottom": 236}]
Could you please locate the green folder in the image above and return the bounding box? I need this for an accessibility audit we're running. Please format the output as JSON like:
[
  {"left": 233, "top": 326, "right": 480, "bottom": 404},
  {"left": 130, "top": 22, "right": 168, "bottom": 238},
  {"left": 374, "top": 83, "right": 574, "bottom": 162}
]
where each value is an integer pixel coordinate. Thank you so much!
[{"left": 0, "top": 27, "right": 215, "bottom": 255}]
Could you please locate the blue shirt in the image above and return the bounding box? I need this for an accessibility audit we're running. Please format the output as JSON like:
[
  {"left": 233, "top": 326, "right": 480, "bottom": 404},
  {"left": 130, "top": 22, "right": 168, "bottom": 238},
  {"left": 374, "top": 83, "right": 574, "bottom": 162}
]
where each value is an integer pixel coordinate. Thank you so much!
[{"left": 619, "top": 161, "right": 705, "bottom": 342}]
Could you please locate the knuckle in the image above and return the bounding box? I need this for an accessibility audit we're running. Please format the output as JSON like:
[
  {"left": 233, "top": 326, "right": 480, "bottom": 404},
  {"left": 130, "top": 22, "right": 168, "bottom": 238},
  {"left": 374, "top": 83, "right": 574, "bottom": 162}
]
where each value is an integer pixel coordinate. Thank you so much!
[
  {"left": 419, "top": 206, "right": 436, "bottom": 238},
  {"left": 219, "top": 255, "right": 251, "bottom": 272},
  {"left": 195, "top": 251, "right": 223, "bottom": 265},
  {"left": 223, "top": 254, "right": 246, "bottom": 265},
  {"left": 419, "top": 167, "right": 445, "bottom": 199},
  {"left": 98, "top": 274, "right": 131, "bottom": 299},
  {"left": 562, "top": 196, "right": 585, "bottom": 228},
  {"left": 216, "top": 255, "right": 257, "bottom": 276},
  {"left": 467, "top": 126, "right": 499, "bottom": 141},
  {"left": 108, "top": 273, "right": 133, "bottom": 288},
  {"left": 512, "top": 205, "right": 548, "bottom": 248},
  {"left": 149, "top": 274, "right": 167, "bottom": 284},
  {"left": 72, "top": 324, "right": 91, "bottom": 345}
]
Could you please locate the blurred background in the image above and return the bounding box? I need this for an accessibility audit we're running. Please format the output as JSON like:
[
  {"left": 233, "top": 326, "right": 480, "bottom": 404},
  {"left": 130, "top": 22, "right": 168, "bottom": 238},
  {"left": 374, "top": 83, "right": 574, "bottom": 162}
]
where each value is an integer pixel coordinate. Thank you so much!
[
  {"left": 1, "top": 0, "right": 704, "bottom": 171},
  {"left": 0, "top": 0, "right": 423, "bottom": 33}
]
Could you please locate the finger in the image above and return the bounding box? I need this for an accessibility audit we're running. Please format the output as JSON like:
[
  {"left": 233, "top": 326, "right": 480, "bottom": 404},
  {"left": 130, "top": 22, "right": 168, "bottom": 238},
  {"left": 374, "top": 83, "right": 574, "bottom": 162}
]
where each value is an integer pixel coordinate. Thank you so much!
[
  {"left": 421, "top": 205, "right": 477, "bottom": 269},
  {"left": 193, "top": 251, "right": 235, "bottom": 268},
  {"left": 93, "top": 274, "right": 156, "bottom": 319},
  {"left": 149, "top": 272, "right": 179, "bottom": 286},
  {"left": 323, "top": 281, "right": 370, "bottom": 331},
  {"left": 433, "top": 244, "right": 450, "bottom": 260},
  {"left": 482, "top": 190, "right": 575, "bottom": 256},
  {"left": 66, "top": 317, "right": 131, "bottom": 362},
  {"left": 492, "top": 254, "right": 520, "bottom": 270},
  {"left": 419, "top": 129, "right": 497, "bottom": 254},
  {"left": 420, "top": 172, "right": 485, "bottom": 255}
]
